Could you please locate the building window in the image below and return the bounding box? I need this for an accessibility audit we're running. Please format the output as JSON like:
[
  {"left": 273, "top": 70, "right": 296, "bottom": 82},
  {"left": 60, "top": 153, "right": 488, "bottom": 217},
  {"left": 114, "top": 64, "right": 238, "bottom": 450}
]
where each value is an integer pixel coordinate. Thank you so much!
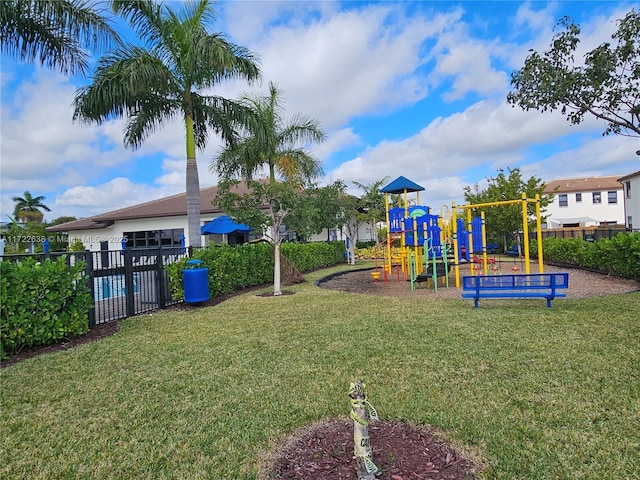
[
  {"left": 607, "top": 191, "right": 618, "bottom": 204},
  {"left": 558, "top": 194, "right": 568, "bottom": 207},
  {"left": 575, "top": 192, "right": 582, "bottom": 202},
  {"left": 592, "top": 192, "right": 602, "bottom": 204},
  {"left": 123, "top": 229, "right": 184, "bottom": 248},
  {"left": 625, "top": 181, "right": 631, "bottom": 198}
]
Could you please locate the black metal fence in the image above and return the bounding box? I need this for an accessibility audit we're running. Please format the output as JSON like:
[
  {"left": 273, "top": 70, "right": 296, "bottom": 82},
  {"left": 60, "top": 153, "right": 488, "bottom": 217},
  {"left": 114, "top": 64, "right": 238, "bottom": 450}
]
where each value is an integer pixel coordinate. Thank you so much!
[{"left": 2, "top": 246, "right": 188, "bottom": 328}]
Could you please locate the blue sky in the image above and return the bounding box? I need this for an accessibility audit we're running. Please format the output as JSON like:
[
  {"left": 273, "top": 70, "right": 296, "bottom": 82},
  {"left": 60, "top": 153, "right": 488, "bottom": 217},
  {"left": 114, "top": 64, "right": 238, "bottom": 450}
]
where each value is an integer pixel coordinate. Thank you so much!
[{"left": 2, "top": 0, "right": 639, "bottom": 222}]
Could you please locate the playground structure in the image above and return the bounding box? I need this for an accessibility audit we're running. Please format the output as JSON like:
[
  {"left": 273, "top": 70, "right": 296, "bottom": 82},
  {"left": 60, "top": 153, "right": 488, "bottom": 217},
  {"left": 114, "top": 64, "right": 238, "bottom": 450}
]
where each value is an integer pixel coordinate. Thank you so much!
[{"left": 373, "top": 176, "right": 546, "bottom": 290}]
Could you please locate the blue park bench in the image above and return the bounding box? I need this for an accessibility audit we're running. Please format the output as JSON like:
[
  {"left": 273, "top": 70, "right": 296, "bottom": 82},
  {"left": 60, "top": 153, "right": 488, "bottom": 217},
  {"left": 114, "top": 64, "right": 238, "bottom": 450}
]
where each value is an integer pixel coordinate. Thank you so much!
[{"left": 462, "top": 272, "right": 569, "bottom": 308}]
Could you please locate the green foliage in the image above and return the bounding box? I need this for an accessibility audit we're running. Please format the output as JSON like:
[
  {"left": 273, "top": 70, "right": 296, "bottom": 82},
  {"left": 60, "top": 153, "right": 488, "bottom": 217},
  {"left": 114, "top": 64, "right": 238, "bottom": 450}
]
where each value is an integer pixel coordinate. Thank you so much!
[
  {"left": 353, "top": 177, "right": 388, "bottom": 236},
  {"left": 280, "top": 241, "right": 346, "bottom": 271},
  {"left": 166, "top": 241, "right": 345, "bottom": 300},
  {"left": 464, "top": 168, "right": 551, "bottom": 246},
  {"left": 0, "top": 256, "right": 91, "bottom": 359},
  {"left": 68, "top": 238, "right": 85, "bottom": 252},
  {"left": 508, "top": 10, "right": 640, "bottom": 137},
  {"left": 356, "top": 241, "right": 377, "bottom": 249},
  {"left": 538, "top": 233, "right": 640, "bottom": 278}
]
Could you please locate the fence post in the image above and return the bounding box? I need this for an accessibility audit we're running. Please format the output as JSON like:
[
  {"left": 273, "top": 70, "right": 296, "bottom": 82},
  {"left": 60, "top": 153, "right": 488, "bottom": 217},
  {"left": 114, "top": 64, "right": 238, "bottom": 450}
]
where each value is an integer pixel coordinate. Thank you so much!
[
  {"left": 124, "top": 248, "right": 135, "bottom": 317},
  {"left": 84, "top": 250, "right": 96, "bottom": 329},
  {"left": 157, "top": 246, "right": 166, "bottom": 309}
]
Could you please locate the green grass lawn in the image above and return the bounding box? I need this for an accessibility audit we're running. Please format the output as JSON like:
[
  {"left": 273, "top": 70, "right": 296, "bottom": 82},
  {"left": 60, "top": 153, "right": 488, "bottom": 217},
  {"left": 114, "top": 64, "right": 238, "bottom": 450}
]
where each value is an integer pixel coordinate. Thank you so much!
[{"left": 2, "top": 264, "right": 639, "bottom": 479}]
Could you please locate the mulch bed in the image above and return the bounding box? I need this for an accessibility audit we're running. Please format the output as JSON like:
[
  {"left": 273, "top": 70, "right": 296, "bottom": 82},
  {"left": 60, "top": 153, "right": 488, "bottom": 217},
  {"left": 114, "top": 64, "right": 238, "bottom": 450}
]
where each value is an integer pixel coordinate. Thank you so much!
[{"left": 259, "top": 418, "right": 479, "bottom": 480}]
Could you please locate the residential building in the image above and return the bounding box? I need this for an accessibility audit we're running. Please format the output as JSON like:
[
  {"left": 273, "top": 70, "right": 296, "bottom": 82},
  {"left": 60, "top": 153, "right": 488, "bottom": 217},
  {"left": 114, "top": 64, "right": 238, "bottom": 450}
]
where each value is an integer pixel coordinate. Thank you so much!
[
  {"left": 47, "top": 183, "right": 369, "bottom": 252},
  {"left": 618, "top": 170, "right": 640, "bottom": 230},
  {"left": 543, "top": 176, "right": 625, "bottom": 228}
]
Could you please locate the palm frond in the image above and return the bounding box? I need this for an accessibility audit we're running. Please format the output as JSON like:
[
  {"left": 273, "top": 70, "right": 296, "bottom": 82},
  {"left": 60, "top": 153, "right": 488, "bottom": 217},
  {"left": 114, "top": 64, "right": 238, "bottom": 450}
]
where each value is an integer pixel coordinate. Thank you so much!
[{"left": 0, "top": 0, "right": 119, "bottom": 75}]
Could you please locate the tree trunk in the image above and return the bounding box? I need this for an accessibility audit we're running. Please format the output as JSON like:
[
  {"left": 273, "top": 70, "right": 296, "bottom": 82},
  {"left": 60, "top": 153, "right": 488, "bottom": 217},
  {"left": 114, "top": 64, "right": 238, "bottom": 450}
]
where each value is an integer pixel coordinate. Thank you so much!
[
  {"left": 185, "top": 114, "right": 201, "bottom": 248},
  {"left": 273, "top": 241, "right": 282, "bottom": 296},
  {"left": 349, "top": 380, "right": 377, "bottom": 479},
  {"left": 186, "top": 157, "right": 201, "bottom": 248}
]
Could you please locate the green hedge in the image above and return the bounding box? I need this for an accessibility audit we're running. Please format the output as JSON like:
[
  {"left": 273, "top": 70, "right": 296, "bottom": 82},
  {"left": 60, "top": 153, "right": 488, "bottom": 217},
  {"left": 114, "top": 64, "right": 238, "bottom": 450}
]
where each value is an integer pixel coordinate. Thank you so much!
[
  {"left": 1, "top": 256, "right": 92, "bottom": 360},
  {"left": 166, "top": 241, "right": 346, "bottom": 301},
  {"left": 530, "top": 233, "right": 640, "bottom": 279}
]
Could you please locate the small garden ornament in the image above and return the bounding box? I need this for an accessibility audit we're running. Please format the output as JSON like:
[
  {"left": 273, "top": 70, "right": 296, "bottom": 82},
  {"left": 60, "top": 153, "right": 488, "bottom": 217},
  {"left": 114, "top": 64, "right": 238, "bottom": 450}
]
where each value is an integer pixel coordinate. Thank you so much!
[{"left": 348, "top": 380, "right": 379, "bottom": 479}]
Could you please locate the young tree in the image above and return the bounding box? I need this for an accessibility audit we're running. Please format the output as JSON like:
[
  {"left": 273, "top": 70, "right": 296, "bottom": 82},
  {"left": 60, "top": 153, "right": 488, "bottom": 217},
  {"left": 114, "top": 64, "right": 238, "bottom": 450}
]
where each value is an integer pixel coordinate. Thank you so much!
[
  {"left": 508, "top": 10, "right": 640, "bottom": 139},
  {"left": 0, "top": 0, "right": 118, "bottom": 76},
  {"left": 305, "top": 181, "right": 359, "bottom": 264},
  {"left": 212, "top": 82, "right": 326, "bottom": 291},
  {"left": 215, "top": 179, "right": 329, "bottom": 295},
  {"left": 12, "top": 191, "right": 51, "bottom": 223},
  {"left": 463, "top": 168, "right": 552, "bottom": 251},
  {"left": 73, "top": 0, "right": 260, "bottom": 247}
]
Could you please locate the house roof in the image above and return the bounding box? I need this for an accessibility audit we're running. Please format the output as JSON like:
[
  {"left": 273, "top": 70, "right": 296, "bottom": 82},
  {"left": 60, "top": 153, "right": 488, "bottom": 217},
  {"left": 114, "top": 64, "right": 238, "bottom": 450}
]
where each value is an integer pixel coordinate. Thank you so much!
[
  {"left": 543, "top": 176, "right": 623, "bottom": 194},
  {"left": 618, "top": 169, "right": 640, "bottom": 181},
  {"left": 47, "top": 182, "right": 257, "bottom": 232}
]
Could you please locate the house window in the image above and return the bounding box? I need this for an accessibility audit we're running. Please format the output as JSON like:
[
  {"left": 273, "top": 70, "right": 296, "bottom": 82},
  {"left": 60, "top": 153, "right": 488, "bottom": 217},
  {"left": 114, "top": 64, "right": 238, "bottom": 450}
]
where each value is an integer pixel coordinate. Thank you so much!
[
  {"left": 575, "top": 193, "right": 582, "bottom": 202},
  {"left": 607, "top": 191, "right": 618, "bottom": 204},
  {"left": 558, "top": 194, "right": 568, "bottom": 207},
  {"left": 123, "top": 229, "right": 184, "bottom": 248},
  {"left": 592, "top": 192, "right": 602, "bottom": 204},
  {"left": 625, "top": 181, "right": 631, "bottom": 198}
]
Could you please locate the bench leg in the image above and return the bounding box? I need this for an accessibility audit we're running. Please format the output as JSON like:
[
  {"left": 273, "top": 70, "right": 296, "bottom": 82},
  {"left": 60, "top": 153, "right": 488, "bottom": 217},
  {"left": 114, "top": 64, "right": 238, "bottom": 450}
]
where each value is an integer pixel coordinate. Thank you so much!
[
  {"left": 546, "top": 298, "right": 552, "bottom": 308},
  {"left": 474, "top": 298, "right": 479, "bottom": 308}
]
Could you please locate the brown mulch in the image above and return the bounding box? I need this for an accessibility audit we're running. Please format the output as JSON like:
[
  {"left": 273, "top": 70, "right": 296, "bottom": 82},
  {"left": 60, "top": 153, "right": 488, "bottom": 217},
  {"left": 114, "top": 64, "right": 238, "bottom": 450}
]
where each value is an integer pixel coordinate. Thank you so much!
[{"left": 259, "top": 418, "right": 479, "bottom": 480}]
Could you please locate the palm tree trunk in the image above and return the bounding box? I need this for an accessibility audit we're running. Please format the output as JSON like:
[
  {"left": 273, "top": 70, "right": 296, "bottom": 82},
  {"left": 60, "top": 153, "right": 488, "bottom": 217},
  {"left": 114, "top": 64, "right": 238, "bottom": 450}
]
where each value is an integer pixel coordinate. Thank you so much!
[
  {"left": 186, "top": 158, "right": 201, "bottom": 247},
  {"left": 185, "top": 114, "right": 201, "bottom": 247}
]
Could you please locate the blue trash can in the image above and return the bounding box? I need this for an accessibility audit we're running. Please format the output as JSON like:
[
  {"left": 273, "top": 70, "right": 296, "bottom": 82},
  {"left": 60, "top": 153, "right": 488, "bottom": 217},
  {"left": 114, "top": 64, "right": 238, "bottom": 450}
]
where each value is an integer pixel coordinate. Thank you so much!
[{"left": 183, "top": 260, "right": 210, "bottom": 303}]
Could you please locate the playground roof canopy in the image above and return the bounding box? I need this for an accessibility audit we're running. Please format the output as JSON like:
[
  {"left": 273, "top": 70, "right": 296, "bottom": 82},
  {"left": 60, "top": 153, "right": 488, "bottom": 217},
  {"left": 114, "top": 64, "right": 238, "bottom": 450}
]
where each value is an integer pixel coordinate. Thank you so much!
[{"left": 380, "top": 176, "right": 425, "bottom": 194}]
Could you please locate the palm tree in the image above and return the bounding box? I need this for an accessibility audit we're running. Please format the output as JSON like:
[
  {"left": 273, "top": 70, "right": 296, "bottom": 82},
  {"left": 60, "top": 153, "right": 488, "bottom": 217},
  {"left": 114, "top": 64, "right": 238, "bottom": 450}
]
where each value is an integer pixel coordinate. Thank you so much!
[
  {"left": 353, "top": 177, "right": 389, "bottom": 242},
  {"left": 73, "top": 0, "right": 260, "bottom": 247},
  {"left": 212, "top": 82, "right": 325, "bottom": 296},
  {"left": 0, "top": 0, "right": 118, "bottom": 76},
  {"left": 212, "top": 81, "right": 325, "bottom": 187},
  {"left": 12, "top": 191, "right": 51, "bottom": 223}
]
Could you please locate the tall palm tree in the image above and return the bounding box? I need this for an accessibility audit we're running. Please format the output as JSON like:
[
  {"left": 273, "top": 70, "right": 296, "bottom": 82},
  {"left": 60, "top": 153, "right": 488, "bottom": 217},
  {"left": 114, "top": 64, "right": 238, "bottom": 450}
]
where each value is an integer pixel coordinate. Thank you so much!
[
  {"left": 12, "top": 191, "right": 51, "bottom": 223},
  {"left": 73, "top": 0, "right": 260, "bottom": 247},
  {"left": 212, "top": 81, "right": 325, "bottom": 187},
  {"left": 0, "top": 0, "right": 118, "bottom": 76}
]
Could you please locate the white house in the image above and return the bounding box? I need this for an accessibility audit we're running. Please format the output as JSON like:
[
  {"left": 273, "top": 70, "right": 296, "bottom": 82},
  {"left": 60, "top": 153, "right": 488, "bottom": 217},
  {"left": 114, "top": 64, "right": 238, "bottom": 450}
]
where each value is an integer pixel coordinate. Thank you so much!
[
  {"left": 47, "top": 183, "right": 371, "bottom": 252},
  {"left": 618, "top": 170, "right": 640, "bottom": 230},
  {"left": 543, "top": 176, "right": 625, "bottom": 228}
]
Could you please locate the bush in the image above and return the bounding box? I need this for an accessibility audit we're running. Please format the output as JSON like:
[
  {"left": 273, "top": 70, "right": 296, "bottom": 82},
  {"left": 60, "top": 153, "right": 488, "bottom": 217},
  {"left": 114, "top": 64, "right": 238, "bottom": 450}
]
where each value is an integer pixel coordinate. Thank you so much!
[
  {"left": 537, "top": 233, "right": 640, "bottom": 279},
  {"left": 1, "top": 256, "right": 92, "bottom": 359},
  {"left": 166, "top": 241, "right": 346, "bottom": 301}
]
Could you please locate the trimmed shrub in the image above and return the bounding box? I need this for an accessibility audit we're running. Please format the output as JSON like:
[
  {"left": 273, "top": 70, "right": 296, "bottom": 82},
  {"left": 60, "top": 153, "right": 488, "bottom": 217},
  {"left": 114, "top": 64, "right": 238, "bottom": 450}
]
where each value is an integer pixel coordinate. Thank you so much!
[
  {"left": 1, "top": 256, "right": 92, "bottom": 359},
  {"left": 166, "top": 241, "right": 346, "bottom": 301},
  {"left": 534, "top": 233, "right": 640, "bottom": 279}
]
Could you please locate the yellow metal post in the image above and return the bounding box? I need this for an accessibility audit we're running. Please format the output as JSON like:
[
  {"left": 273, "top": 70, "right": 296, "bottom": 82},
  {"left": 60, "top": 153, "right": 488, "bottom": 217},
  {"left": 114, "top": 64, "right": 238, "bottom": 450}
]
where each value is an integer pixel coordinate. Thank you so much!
[
  {"left": 384, "top": 193, "right": 391, "bottom": 276},
  {"left": 452, "top": 202, "right": 460, "bottom": 287},
  {"left": 535, "top": 194, "right": 544, "bottom": 273},
  {"left": 521, "top": 193, "right": 530, "bottom": 274}
]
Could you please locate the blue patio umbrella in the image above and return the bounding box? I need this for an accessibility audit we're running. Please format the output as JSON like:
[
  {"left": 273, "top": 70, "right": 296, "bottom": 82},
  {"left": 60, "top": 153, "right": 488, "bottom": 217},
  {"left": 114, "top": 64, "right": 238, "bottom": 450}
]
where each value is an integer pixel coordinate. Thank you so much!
[{"left": 200, "top": 215, "right": 251, "bottom": 235}]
